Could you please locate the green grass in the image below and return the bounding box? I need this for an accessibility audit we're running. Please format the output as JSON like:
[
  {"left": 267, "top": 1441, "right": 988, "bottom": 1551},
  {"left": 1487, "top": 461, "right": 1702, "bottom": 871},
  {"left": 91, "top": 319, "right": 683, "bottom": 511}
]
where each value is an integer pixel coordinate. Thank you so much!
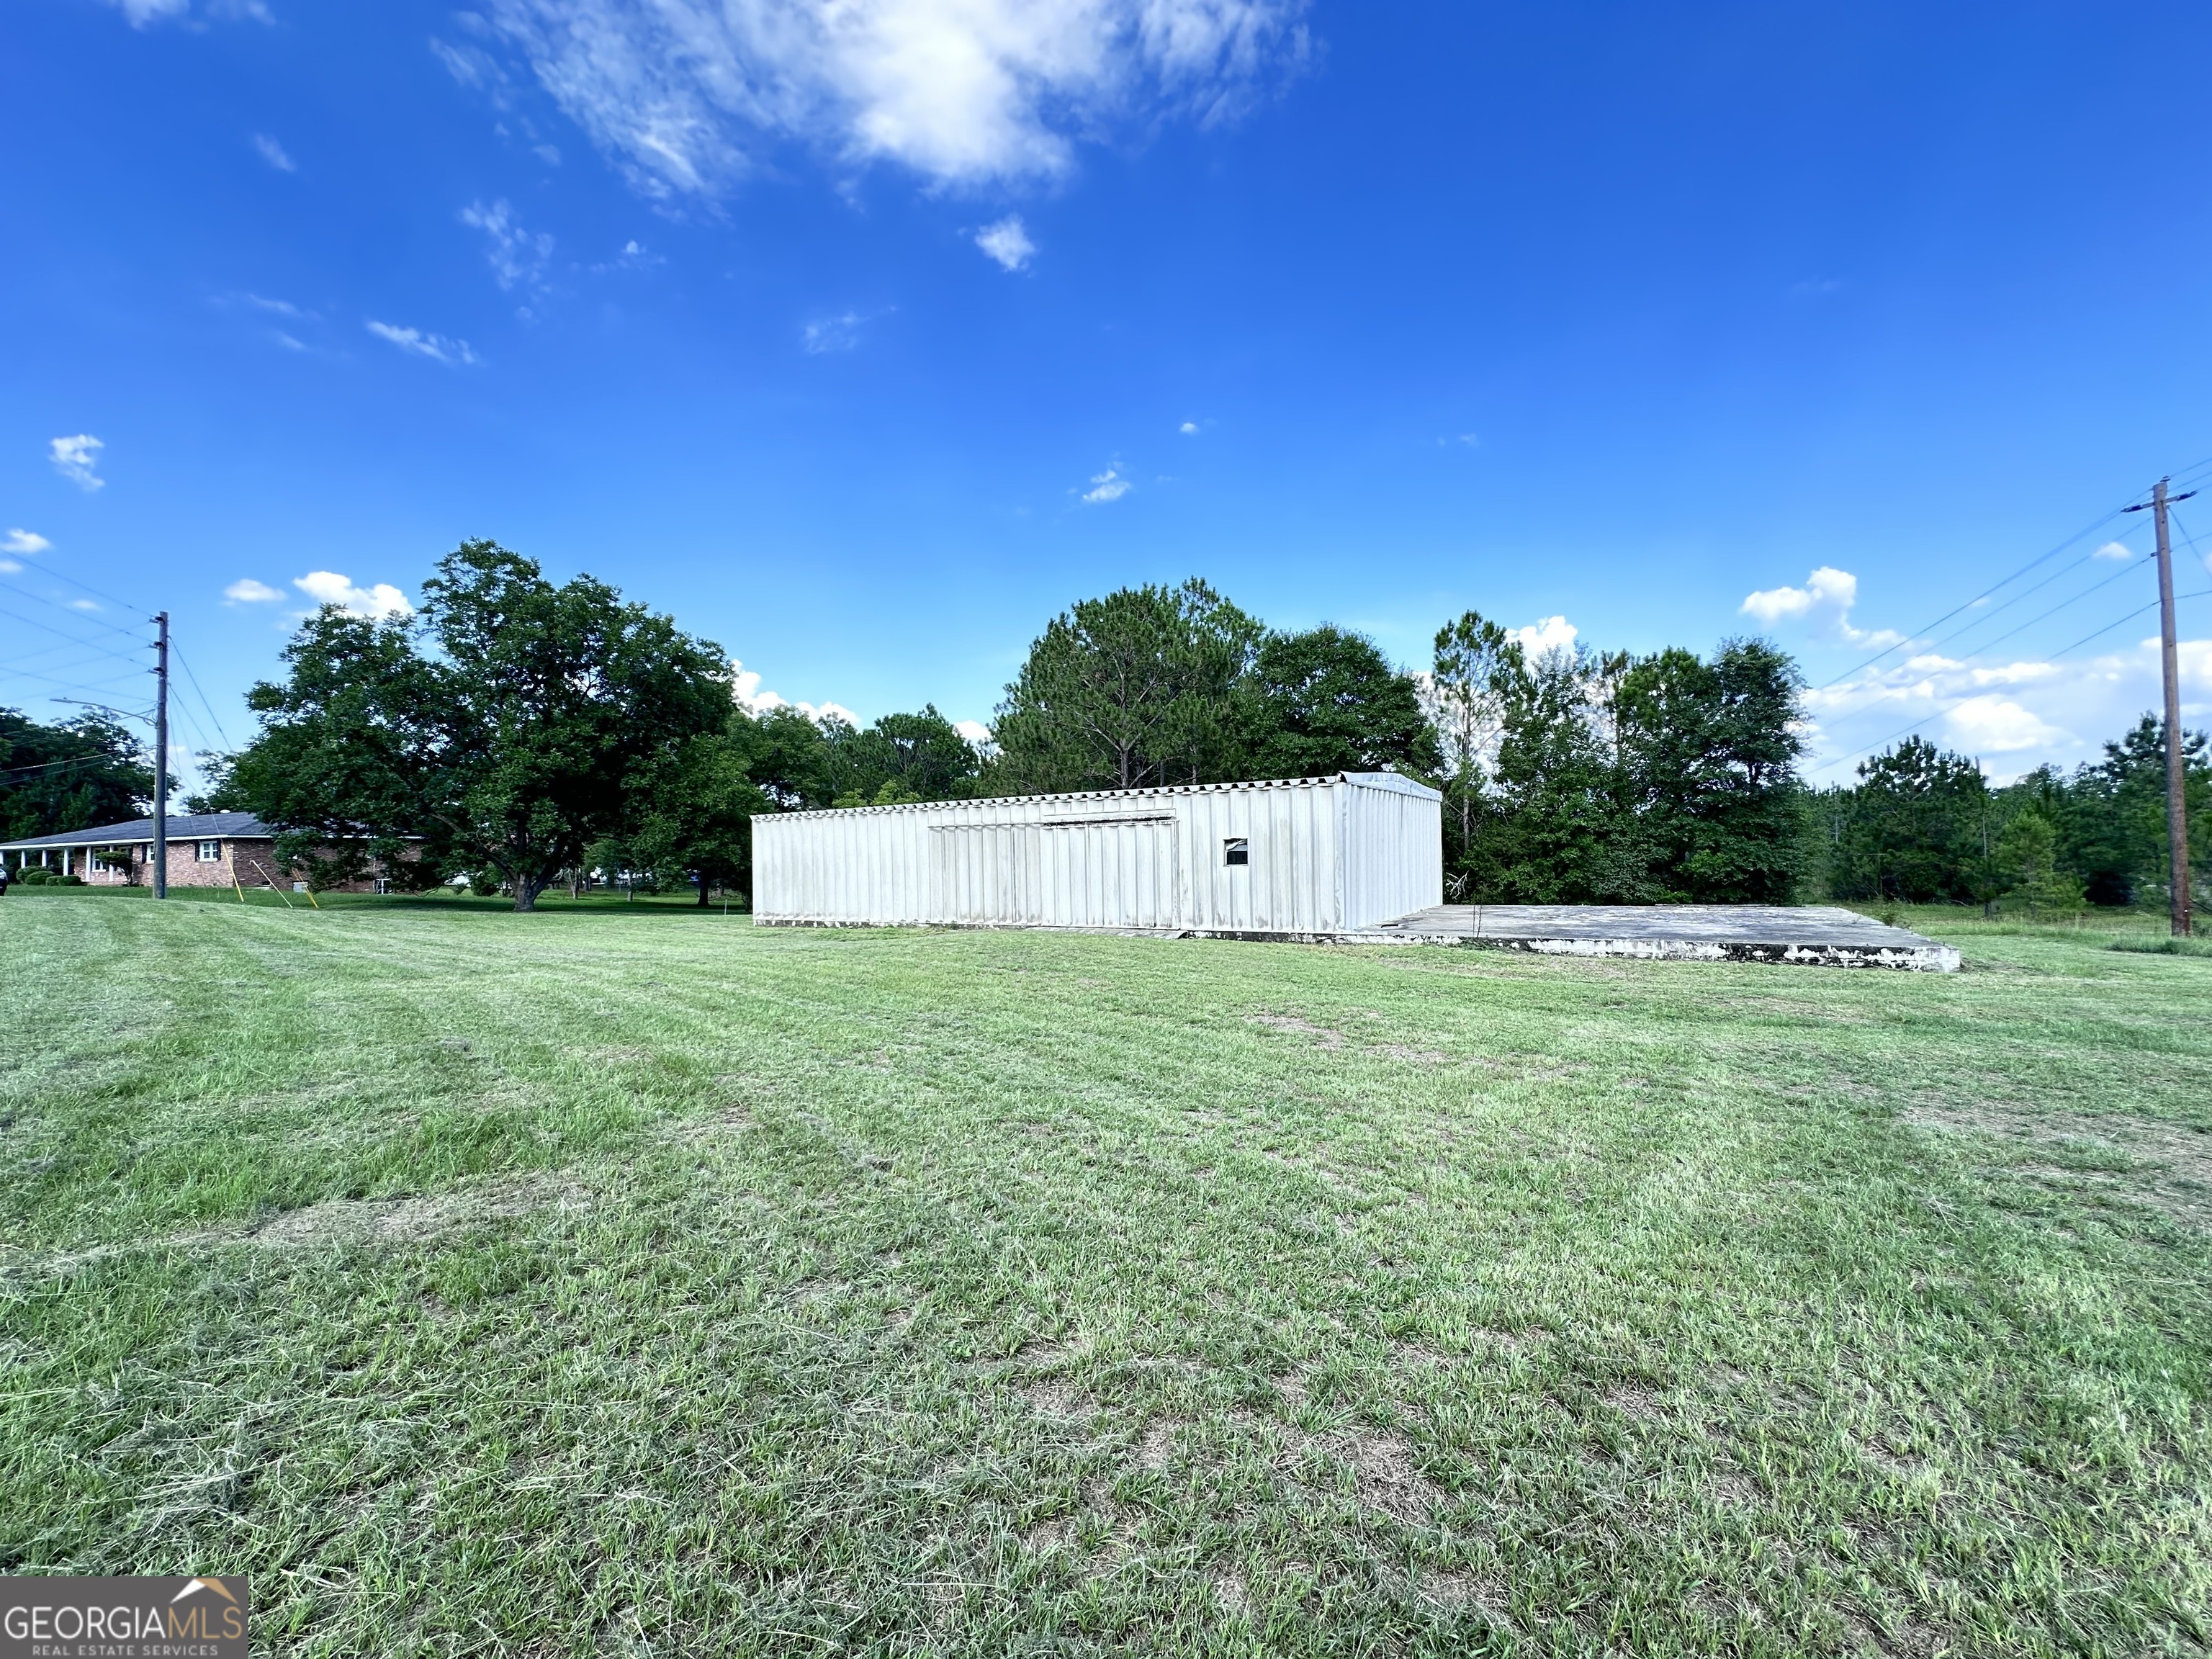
[{"left": 2, "top": 891, "right": 2208, "bottom": 1657}]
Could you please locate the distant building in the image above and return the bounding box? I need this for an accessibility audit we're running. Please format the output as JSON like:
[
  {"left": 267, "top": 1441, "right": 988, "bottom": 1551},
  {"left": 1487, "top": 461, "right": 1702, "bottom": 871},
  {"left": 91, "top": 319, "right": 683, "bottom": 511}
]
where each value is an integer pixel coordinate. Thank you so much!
[{"left": 0, "top": 812, "right": 393, "bottom": 893}]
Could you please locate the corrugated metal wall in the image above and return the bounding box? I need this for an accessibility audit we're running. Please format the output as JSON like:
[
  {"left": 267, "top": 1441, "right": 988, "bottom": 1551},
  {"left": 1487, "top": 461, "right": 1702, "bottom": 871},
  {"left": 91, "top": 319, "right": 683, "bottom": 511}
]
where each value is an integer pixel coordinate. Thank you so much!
[{"left": 753, "top": 773, "right": 1441, "bottom": 933}]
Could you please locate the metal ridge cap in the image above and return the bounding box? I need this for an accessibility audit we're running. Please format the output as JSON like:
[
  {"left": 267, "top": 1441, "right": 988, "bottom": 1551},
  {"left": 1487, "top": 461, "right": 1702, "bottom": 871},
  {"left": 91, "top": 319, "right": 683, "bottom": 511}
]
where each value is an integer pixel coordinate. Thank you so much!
[{"left": 757, "top": 773, "right": 1341, "bottom": 819}]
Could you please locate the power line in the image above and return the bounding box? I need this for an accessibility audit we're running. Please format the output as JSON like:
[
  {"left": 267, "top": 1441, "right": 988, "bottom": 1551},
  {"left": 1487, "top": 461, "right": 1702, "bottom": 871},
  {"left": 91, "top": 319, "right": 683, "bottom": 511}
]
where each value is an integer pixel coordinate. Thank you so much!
[
  {"left": 1812, "top": 585, "right": 2212, "bottom": 776},
  {"left": 168, "top": 642, "right": 234, "bottom": 751},
  {"left": 0, "top": 665, "right": 156, "bottom": 698},
  {"left": 0, "top": 560, "right": 154, "bottom": 621},
  {"left": 0, "top": 597, "right": 153, "bottom": 659},
  {"left": 1812, "top": 454, "right": 2212, "bottom": 692},
  {"left": 0, "top": 574, "right": 153, "bottom": 641}
]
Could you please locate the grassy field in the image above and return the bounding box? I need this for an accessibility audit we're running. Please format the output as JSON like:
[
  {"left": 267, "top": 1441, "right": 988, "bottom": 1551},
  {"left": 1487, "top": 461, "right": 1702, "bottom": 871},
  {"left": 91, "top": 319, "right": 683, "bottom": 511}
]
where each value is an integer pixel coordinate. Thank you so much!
[{"left": 1, "top": 894, "right": 2207, "bottom": 1656}]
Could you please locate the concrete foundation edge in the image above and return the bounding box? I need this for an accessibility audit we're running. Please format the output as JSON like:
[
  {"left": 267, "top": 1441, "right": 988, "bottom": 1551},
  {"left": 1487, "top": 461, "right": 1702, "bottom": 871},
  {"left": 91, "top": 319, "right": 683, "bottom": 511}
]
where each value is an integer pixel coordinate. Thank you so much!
[{"left": 753, "top": 916, "right": 1961, "bottom": 971}]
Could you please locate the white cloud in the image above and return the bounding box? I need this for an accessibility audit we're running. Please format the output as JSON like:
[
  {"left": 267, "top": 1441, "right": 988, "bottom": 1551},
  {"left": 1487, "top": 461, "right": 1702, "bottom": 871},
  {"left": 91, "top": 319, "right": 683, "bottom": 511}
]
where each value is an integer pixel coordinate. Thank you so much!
[
  {"left": 802, "top": 310, "right": 872, "bottom": 353},
  {"left": 2092, "top": 540, "right": 2134, "bottom": 562},
  {"left": 243, "top": 293, "right": 309, "bottom": 318},
  {"left": 273, "top": 332, "right": 307, "bottom": 351},
  {"left": 3, "top": 529, "right": 50, "bottom": 555},
  {"left": 295, "top": 572, "right": 414, "bottom": 619},
  {"left": 50, "top": 435, "right": 106, "bottom": 491},
  {"left": 1081, "top": 464, "right": 1130, "bottom": 504},
  {"left": 1742, "top": 565, "right": 1854, "bottom": 623},
  {"left": 253, "top": 132, "right": 296, "bottom": 171},
  {"left": 1179, "top": 421, "right": 1199, "bottom": 435},
  {"left": 102, "top": 0, "right": 189, "bottom": 23},
  {"left": 365, "top": 320, "right": 478, "bottom": 364},
  {"left": 1511, "top": 615, "right": 1578, "bottom": 657},
  {"left": 1740, "top": 564, "right": 1902, "bottom": 647},
  {"left": 976, "top": 215, "right": 1036, "bottom": 271},
  {"left": 731, "top": 659, "right": 856, "bottom": 726},
  {"left": 1943, "top": 696, "right": 2067, "bottom": 755},
  {"left": 102, "top": 0, "right": 269, "bottom": 24},
  {"left": 0, "top": 560, "right": 19, "bottom": 575},
  {"left": 460, "top": 199, "right": 554, "bottom": 292},
  {"left": 477, "top": 0, "right": 1308, "bottom": 200},
  {"left": 68, "top": 599, "right": 100, "bottom": 613},
  {"left": 955, "top": 718, "right": 992, "bottom": 746},
  {"left": 224, "top": 578, "right": 285, "bottom": 604}
]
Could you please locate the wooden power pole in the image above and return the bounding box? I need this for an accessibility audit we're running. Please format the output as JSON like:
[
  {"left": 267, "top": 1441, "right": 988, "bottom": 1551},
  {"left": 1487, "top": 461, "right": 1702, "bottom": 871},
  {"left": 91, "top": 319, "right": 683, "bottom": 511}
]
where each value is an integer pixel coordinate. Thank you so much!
[
  {"left": 153, "top": 610, "right": 169, "bottom": 901},
  {"left": 2128, "top": 480, "right": 2195, "bottom": 935}
]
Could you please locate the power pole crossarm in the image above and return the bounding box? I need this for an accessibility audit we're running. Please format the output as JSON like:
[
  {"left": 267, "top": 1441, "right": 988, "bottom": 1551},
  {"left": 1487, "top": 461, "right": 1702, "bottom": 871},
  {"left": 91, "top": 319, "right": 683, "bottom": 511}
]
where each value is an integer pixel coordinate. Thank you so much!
[{"left": 153, "top": 610, "right": 169, "bottom": 902}]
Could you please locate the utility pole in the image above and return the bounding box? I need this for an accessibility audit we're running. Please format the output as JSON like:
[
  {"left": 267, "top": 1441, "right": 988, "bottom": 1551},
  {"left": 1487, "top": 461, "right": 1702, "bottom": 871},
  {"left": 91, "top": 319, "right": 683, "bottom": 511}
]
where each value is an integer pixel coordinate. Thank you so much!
[
  {"left": 2127, "top": 479, "right": 2196, "bottom": 935},
  {"left": 153, "top": 610, "right": 169, "bottom": 901}
]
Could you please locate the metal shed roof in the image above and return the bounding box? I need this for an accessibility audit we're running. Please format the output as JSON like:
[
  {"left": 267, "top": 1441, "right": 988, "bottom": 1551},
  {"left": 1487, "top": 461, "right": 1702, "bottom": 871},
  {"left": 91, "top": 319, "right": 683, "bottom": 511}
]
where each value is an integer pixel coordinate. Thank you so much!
[{"left": 774, "top": 770, "right": 1442, "bottom": 821}]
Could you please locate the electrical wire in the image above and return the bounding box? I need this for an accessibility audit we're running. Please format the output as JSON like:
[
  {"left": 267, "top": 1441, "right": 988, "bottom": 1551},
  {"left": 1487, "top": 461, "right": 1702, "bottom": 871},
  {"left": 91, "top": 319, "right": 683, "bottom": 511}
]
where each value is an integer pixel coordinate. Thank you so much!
[
  {"left": 1811, "top": 457, "right": 2212, "bottom": 692},
  {"left": 168, "top": 642, "right": 235, "bottom": 751},
  {"left": 0, "top": 561, "right": 154, "bottom": 621},
  {"left": 0, "top": 575, "right": 153, "bottom": 641},
  {"left": 1812, "top": 586, "right": 2212, "bottom": 777},
  {"left": 0, "top": 665, "right": 157, "bottom": 698},
  {"left": 0, "top": 598, "right": 154, "bottom": 660}
]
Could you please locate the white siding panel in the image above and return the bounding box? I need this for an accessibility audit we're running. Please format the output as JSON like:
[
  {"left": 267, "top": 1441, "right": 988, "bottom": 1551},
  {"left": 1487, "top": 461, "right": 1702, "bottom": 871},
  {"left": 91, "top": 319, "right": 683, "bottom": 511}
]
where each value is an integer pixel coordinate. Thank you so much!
[{"left": 753, "top": 772, "right": 1441, "bottom": 933}]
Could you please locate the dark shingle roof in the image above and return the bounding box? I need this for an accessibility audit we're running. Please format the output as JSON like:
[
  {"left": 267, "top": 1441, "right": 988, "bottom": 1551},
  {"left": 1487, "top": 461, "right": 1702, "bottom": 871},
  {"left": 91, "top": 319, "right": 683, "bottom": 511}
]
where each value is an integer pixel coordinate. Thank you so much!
[{"left": 0, "top": 812, "right": 274, "bottom": 851}]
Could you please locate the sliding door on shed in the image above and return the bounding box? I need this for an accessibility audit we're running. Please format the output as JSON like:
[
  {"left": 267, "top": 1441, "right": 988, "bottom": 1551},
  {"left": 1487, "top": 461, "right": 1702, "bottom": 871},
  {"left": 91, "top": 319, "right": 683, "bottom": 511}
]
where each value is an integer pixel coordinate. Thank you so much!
[
  {"left": 1040, "top": 814, "right": 1180, "bottom": 929},
  {"left": 928, "top": 824, "right": 1041, "bottom": 924}
]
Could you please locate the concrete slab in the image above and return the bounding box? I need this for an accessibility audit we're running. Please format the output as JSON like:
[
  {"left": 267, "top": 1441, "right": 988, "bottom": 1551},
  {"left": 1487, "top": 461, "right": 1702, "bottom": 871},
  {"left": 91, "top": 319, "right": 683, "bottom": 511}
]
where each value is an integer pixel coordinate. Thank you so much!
[{"left": 1359, "top": 904, "right": 1959, "bottom": 972}]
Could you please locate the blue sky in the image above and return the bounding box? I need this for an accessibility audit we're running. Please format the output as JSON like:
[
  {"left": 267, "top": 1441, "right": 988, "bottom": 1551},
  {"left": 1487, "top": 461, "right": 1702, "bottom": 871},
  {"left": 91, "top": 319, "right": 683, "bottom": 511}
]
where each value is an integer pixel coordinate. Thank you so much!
[{"left": 6, "top": 0, "right": 2212, "bottom": 790}]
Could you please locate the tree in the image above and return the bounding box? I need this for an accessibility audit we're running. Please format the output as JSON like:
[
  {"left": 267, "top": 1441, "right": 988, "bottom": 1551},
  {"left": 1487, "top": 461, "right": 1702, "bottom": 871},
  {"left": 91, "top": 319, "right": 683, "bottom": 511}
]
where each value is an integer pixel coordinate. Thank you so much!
[
  {"left": 1827, "top": 737, "right": 1988, "bottom": 903},
  {"left": 619, "top": 725, "right": 766, "bottom": 904},
  {"left": 993, "top": 580, "right": 1261, "bottom": 792},
  {"left": 1241, "top": 625, "right": 1439, "bottom": 779},
  {"left": 1474, "top": 642, "right": 1640, "bottom": 902},
  {"left": 237, "top": 540, "right": 732, "bottom": 910},
  {"left": 182, "top": 751, "right": 252, "bottom": 814},
  {"left": 1, "top": 708, "right": 161, "bottom": 842},
  {"left": 824, "top": 706, "right": 982, "bottom": 805},
  {"left": 1995, "top": 807, "right": 2082, "bottom": 917},
  {"left": 1612, "top": 639, "right": 1806, "bottom": 902}
]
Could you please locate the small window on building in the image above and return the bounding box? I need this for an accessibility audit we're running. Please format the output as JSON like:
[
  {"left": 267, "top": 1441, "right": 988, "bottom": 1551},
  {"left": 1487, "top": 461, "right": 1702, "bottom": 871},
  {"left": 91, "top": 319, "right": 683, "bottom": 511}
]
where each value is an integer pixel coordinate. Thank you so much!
[
  {"left": 1223, "top": 837, "right": 1249, "bottom": 866},
  {"left": 196, "top": 840, "right": 222, "bottom": 862}
]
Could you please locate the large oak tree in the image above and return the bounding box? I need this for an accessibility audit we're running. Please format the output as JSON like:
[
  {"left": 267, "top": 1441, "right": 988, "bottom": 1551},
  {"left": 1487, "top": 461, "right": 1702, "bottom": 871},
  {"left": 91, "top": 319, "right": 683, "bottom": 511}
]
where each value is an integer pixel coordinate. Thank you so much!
[{"left": 237, "top": 540, "right": 732, "bottom": 909}]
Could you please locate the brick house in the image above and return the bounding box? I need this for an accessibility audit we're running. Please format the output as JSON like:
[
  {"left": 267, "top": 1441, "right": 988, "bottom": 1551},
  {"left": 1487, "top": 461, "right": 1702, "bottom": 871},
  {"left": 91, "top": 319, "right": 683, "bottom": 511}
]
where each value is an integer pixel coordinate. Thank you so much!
[{"left": 0, "top": 813, "right": 395, "bottom": 893}]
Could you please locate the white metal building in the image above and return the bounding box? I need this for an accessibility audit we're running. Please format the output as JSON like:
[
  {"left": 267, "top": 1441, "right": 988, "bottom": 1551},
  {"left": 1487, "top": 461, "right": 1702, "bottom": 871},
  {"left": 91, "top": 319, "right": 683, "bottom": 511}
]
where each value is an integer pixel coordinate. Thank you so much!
[{"left": 752, "top": 771, "right": 1442, "bottom": 938}]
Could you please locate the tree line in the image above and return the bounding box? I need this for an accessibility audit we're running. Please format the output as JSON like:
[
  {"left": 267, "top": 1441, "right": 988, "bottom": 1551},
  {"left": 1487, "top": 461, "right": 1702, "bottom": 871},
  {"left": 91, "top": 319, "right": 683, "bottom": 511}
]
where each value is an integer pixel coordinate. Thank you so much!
[
  {"left": 7, "top": 538, "right": 2198, "bottom": 918},
  {"left": 1809, "top": 721, "right": 2210, "bottom": 915}
]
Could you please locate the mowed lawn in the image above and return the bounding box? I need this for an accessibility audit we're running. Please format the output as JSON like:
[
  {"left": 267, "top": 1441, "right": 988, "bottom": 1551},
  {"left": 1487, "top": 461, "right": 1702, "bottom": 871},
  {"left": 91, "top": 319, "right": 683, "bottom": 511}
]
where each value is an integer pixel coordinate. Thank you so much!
[{"left": 2, "top": 895, "right": 2208, "bottom": 1658}]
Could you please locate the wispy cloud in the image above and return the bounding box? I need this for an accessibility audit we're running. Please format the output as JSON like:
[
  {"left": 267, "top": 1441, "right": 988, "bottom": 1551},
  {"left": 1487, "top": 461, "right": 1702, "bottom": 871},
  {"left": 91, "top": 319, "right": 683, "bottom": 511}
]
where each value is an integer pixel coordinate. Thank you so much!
[
  {"left": 1740, "top": 565, "right": 1903, "bottom": 648},
  {"left": 224, "top": 578, "right": 285, "bottom": 604},
  {"left": 472, "top": 0, "right": 1310, "bottom": 200},
  {"left": 365, "top": 320, "right": 478, "bottom": 365},
  {"left": 2092, "top": 540, "right": 2134, "bottom": 562},
  {"left": 101, "top": 0, "right": 269, "bottom": 26},
  {"left": 976, "top": 215, "right": 1036, "bottom": 272},
  {"left": 1080, "top": 464, "right": 1130, "bottom": 504},
  {"left": 801, "top": 310, "right": 880, "bottom": 354},
  {"left": 253, "top": 132, "right": 296, "bottom": 171},
  {"left": 1179, "top": 421, "right": 1199, "bottom": 435},
  {"left": 459, "top": 199, "right": 554, "bottom": 292},
  {"left": 50, "top": 435, "right": 105, "bottom": 492},
  {"left": 3, "top": 529, "right": 50, "bottom": 556},
  {"left": 295, "top": 572, "right": 414, "bottom": 619},
  {"left": 0, "top": 561, "right": 18, "bottom": 575}
]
